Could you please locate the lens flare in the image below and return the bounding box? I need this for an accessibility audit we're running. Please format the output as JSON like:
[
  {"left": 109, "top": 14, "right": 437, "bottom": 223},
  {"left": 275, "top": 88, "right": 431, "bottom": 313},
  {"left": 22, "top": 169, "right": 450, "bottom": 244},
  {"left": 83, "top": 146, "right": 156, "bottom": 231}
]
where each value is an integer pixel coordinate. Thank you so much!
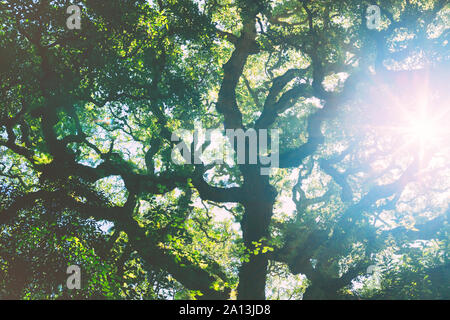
[
  {"left": 354, "top": 68, "right": 450, "bottom": 171},
  {"left": 405, "top": 116, "right": 439, "bottom": 144}
]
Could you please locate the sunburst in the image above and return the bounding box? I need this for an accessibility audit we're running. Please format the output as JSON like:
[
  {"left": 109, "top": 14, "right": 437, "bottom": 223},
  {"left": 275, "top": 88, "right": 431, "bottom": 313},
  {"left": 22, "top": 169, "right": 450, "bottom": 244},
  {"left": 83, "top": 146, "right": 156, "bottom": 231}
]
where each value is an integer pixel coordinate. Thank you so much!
[{"left": 358, "top": 69, "right": 450, "bottom": 168}]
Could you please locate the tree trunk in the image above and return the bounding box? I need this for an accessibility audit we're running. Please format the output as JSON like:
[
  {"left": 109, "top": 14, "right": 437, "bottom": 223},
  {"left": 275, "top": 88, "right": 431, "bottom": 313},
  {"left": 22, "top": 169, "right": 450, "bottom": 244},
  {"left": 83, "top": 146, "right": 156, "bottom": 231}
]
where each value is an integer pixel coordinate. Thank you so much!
[{"left": 237, "top": 172, "right": 276, "bottom": 300}]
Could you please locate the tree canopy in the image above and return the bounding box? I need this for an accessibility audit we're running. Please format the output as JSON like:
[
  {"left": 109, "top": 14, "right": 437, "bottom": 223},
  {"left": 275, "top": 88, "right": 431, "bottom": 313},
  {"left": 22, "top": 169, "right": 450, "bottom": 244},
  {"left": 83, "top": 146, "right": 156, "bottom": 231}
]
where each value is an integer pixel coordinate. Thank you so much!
[{"left": 0, "top": 0, "right": 449, "bottom": 300}]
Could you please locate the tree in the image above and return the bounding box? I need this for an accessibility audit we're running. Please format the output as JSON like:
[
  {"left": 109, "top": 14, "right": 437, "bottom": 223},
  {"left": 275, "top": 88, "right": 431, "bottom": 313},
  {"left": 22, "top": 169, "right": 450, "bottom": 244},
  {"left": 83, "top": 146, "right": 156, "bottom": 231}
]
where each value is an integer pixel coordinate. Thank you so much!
[{"left": 0, "top": 0, "right": 448, "bottom": 300}]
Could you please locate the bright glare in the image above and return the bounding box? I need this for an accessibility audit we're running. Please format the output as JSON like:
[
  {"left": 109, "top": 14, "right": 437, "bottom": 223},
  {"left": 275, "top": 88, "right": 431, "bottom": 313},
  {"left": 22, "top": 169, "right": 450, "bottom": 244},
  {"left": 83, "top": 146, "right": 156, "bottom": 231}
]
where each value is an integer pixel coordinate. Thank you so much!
[
  {"left": 360, "top": 70, "right": 450, "bottom": 170},
  {"left": 405, "top": 113, "right": 440, "bottom": 144},
  {"left": 396, "top": 103, "right": 449, "bottom": 164}
]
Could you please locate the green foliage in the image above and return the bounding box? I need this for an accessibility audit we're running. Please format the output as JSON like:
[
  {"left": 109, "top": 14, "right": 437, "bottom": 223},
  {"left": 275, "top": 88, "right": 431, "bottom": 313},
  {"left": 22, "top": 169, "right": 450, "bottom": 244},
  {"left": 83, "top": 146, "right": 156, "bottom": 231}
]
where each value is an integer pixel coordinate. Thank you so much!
[{"left": 0, "top": 0, "right": 448, "bottom": 300}]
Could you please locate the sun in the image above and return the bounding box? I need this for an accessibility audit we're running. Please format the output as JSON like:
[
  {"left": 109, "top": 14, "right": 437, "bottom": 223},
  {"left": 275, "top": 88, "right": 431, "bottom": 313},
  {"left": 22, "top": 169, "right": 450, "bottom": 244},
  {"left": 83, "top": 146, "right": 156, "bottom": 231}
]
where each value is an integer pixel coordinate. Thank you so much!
[
  {"left": 398, "top": 109, "right": 444, "bottom": 164},
  {"left": 360, "top": 71, "right": 450, "bottom": 168},
  {"left": 404, "top": 112, "right": 440, "bottom": 145},
  {"left": 391, "top": 97, "right": 448, "bottom": 161}
]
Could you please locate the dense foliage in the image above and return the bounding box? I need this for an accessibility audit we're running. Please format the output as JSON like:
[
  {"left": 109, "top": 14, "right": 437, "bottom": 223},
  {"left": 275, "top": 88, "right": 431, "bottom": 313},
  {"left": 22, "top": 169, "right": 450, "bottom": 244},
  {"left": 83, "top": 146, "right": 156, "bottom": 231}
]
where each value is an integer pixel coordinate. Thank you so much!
[{"left": 0, "top": 0, "right": 449, "bottom": 299}]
